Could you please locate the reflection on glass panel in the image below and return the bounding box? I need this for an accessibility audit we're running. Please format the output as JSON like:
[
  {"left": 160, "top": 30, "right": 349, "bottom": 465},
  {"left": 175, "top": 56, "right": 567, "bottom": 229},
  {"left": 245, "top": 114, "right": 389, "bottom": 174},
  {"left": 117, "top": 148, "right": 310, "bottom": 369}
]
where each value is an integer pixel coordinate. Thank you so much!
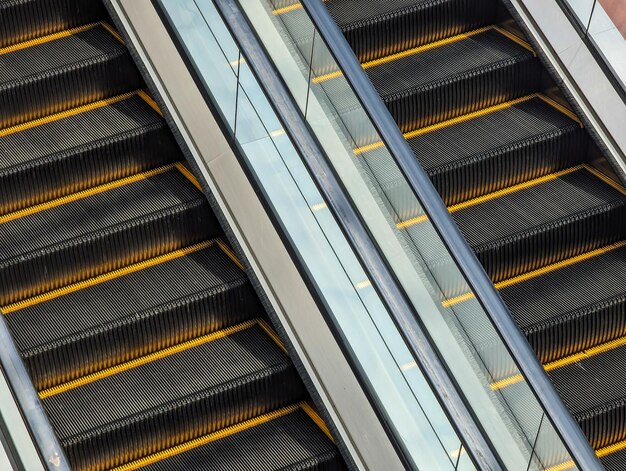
[
  {"left": 156, "top": 0, "right": 471, "bottom": 468},
  {"left": 240, "top": 0, "right": 580, "bottom": 469}
]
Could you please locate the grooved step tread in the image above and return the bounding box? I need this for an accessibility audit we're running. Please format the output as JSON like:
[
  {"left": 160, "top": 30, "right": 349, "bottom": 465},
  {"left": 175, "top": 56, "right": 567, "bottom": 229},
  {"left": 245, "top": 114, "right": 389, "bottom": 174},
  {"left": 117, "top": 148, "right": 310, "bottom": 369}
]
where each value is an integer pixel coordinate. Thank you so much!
[
  {"left": 0, "top": 0, "right": 106, "bottom": 48},
  {"left": 549, "top": 343, "right": 626, "bottom": 449},
  {"left": 0, "top": 168, "right": 219, "bottom": 305},
  {"left": 8, "top": 242, "right": 260, "bottom": 390},
  {"left": 0, "top": 24, "right": 141, "bottom": 128},
  {"left": 502, "top": 245, "right": 626, "bottom": 363},
  {"left": 43, "top": 323, "right": 305, "bottom": 470},
  {"left": 0, "top": 94, "right": 178, "bottom": 214},
  {"left": 452, "top": 167, "right": 626, "bottom": 282},
  {"left": 364, "top": 28, "right": 539, "bottom": 131},
  {"left": 137, "top": 408, "right": 345, "bottom": 471},
  {"left": 327, "top": 0, "right": 496, "bottom": 62}
]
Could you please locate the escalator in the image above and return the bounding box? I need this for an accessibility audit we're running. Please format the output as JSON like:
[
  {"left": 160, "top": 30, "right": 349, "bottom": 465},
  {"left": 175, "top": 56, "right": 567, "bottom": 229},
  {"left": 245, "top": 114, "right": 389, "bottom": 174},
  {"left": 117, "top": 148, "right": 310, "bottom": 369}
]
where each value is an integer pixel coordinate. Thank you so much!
[
  {"left": 0, "top": 1, "right": 345, "bottom": 470},
  {"left": 314, "top": 0, "right": 626, "bottom": 468}
]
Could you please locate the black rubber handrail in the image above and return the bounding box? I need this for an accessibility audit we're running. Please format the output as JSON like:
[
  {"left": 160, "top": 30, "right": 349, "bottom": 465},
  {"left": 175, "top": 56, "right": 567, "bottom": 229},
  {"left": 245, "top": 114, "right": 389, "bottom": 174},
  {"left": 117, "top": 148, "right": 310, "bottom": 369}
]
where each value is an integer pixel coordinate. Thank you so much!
[
  {"left": 210, "top": 0, "right": 502, "bottom": 469},
  {"left": 297, "top": 0, "right": 602, "bottom": 469},
  {"left": 0, "top": 314, "right": 70, "bottom": 471}
]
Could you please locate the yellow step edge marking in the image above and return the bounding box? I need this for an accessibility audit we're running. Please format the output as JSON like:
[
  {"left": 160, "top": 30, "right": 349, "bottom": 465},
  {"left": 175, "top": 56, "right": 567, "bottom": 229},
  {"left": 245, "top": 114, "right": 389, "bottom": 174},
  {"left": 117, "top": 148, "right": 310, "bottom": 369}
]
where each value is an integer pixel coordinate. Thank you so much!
[
  {"left": 0, "top": 21, "right": 123, "bottom": 56},
  {"left": 301, "top": 402, "right": 334, "bottom": 442},
  {"left": 38, "top": 319, "right": 258, "bottom": 399},
  {"left": 313, "top": 27, "right": 491, "bottom": 84},
  {"left": 492, "top": 330, "right": 626, "bottom": 391},
  {"left": 0, "top": 91, "right": 138, "bottom": 138},
  {"left": 354, "top": 94, "right": 539, "bottom": 155},
  {"left": 491, "top": 25, "right": 536, "bottom": 56},
  {"left": 2, "top": 240, "right": 215, "bottom": 314},
  {"left": 272, "top": 0, "right": 328, "bottom": 16},
  {"left": 215, "top": 239, "right": 245, "bottom": 271},
  {"left": 110, "top": 403, "right": 303, "bottom": 471},
  {"left": 257, "top": 319, "right": 288, "bottom": 354},
  {"left": 398, "top": 165, "right": 585, "bottom": 230},
  {"left": 0, "top": 23, "right": 100, "bottom": 55},
  {"left": 536, "top": 94, "right": 582, "bottom": 127},
  {"left": 100, "top": 21, "right": 124, "bottom": 45},
  {"left": 175, "top": 162, "right": 203, "bottom": 191},
  {"left": 0, "top": 163, "right": 176, "bottom": 225},
  {"left": 547, "top": 435, "right": 626, "bottom": 471},
  {"left": 137, "top": 90, "right": 163, "bottom": 116},
  {"left": 443, "top": 240, "right": 626, "bottom": 308},
  {"left": 446, "top": 165, "right": 583, "bottom": 213},
  {"left": 584, "top": 163, "right": 626, "bottom": 197}
]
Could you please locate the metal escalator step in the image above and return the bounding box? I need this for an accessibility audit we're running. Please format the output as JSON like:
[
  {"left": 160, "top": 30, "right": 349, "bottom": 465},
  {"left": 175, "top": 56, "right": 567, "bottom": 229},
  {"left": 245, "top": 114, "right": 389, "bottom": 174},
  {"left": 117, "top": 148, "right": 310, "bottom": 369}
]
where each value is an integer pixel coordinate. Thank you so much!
[
  {"left": 365, "top": 28, "right": 540, "bottom": 132},
  {"left": 451, "top": 167, "right": 626, "bottom": 283},
  {"left": 0, "top": 93, "right": 178, "bottom": 214},
  {"left": 327, "top": 0, "right": 496, "bottom": 62},
  {"left": 601, "top": 445, "right": 626, "bottom": 471},
  {"left": 0, "top": 0, "right": 106, "bottom": 48},
  {"left": 136, "top": 406, "right": 345, "bottom": 471},
  {"left": 410, "top": 96, "right": 586, "bottom": 205},
  {"left": 6, "top": 241, "right": 261, "bottom": 390},
  {"left": 501, "top": 244, "right": 626, "bottom": 363},
  {"left": 0, "top": 167, "right": 220, "bottom": 306},
  {"left": 0, "top": 23, "right": 141, "bottom": 128},
  {"left": 548, "top": 343, "right": 626, "bottom": 449},
  {"left": 41, "top": 322, "right": 306, "bottom": 471}
]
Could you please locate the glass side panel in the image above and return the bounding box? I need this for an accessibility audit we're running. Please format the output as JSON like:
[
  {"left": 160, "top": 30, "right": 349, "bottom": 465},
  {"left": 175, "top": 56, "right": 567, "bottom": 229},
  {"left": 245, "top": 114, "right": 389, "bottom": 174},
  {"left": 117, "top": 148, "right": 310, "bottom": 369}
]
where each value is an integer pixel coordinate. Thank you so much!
[
  {"left": 156, "top": 0, "right": 475, "bottom": 468},
  {"left": 237, "top": 0, "right": 579, "bottom": 469}
]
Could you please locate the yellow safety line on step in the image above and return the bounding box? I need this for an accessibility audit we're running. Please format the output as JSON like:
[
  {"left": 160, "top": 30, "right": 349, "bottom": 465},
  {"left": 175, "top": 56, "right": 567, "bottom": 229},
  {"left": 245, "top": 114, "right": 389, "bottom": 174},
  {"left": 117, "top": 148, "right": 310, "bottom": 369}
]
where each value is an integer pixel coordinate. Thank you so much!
[
  {"left": 547, "top": 437, "right": 626, "bottom": 471},
  {"left": 100, "top": 21, "right": 124, "bottom": 44},
  {"left": 216, "top": 239, "right": 245, "bottom": 271},
  {"left": 491, "top": 330, "right": 626, "bottom": 391},
  {"left": 38, "top": 319, "right": 257, "bottom": 399},
  {"left": 137, "top": 90, "right": 163, "bottom": 116},
  {"left": 313, "top": 27, "right": 491, "bottom": 83},
  {"left": 175, "top": 162, "right": 203, "bottom": 191},
  {"left": 442, "top": 240, "right": 626, "bottom": 308},
  {"left": 0, "top": 164, "right": 176, "bottom": 225},
  {"left": 491, "top": 25, "right": 535, "bottom": 56},
  {"left": 0, "top": 23, "right": 100, "bottom": 55},
  {"left": 2, "top": 240, "right": 215, "bottom": 314},
  {"left": 0, "top": 91, "right": 137, "bottom": 138},
  {"left": 272, "top": 0, "right": 328, "bottom": 15},
  {"left": 257, "top": 319, "right": 288, "bottom": 354},
  {"left": 584, "top": 163, "right": 626, "bottom": 196},
  {"left": 353, "top": 94, "right": 539, "bottom": 154},
  {"left": 301, "top": 402, "right": 334, "bottom": 441},
  {"left": 397, "top": 165, "right": 584, "bottom": 230},
  {"left": 110, "top": 403, "right": 303, "bottom": 471},
  {"left": 536, "top": 94, "right": 582, "bottom": 126}
]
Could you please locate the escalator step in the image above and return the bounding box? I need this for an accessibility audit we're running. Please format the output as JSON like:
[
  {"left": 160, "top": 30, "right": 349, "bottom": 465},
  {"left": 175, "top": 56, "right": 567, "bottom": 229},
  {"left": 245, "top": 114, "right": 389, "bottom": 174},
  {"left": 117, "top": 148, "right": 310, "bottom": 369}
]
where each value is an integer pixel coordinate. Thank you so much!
[
  {"left": 502, "top": 243, "right": 626, "bottom": 363},
  {"left": 601, "top": 445, "right": 626, "bottom": 471},
  {"left": 42, "top": 322, "right": 306, "bottom": 471},
  {"left": 409, "top": 96, "right": 586, "bottom": 205},
  {"left": 327, "top": 0, "right": 496, "bottom": 62},
  {"left": 548, "top": 343, "right": 626, "bottom": 449},
  {"left": 451, "top": 167, "right": 626, "bottom": 282},
  {"left": 0, "top": 93, "right": 178, "bottom": 214},
  {"left": 0, "top": 167, "right": 219, "bottom": 306},
  {"left": 135, "top": 407, "right": 345, "bottom": 471},
  {"left": 0, "top": 23, "right": 141, "bottom": 128},
  {"left": 364, "top": 28, "right": 540, "bottom": 131},
  {"left": 6, "top": 242, "right": 261, "bottom": 390},
  {"left": 0, "top": 0, "right": 106, "bottom": 48}
]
